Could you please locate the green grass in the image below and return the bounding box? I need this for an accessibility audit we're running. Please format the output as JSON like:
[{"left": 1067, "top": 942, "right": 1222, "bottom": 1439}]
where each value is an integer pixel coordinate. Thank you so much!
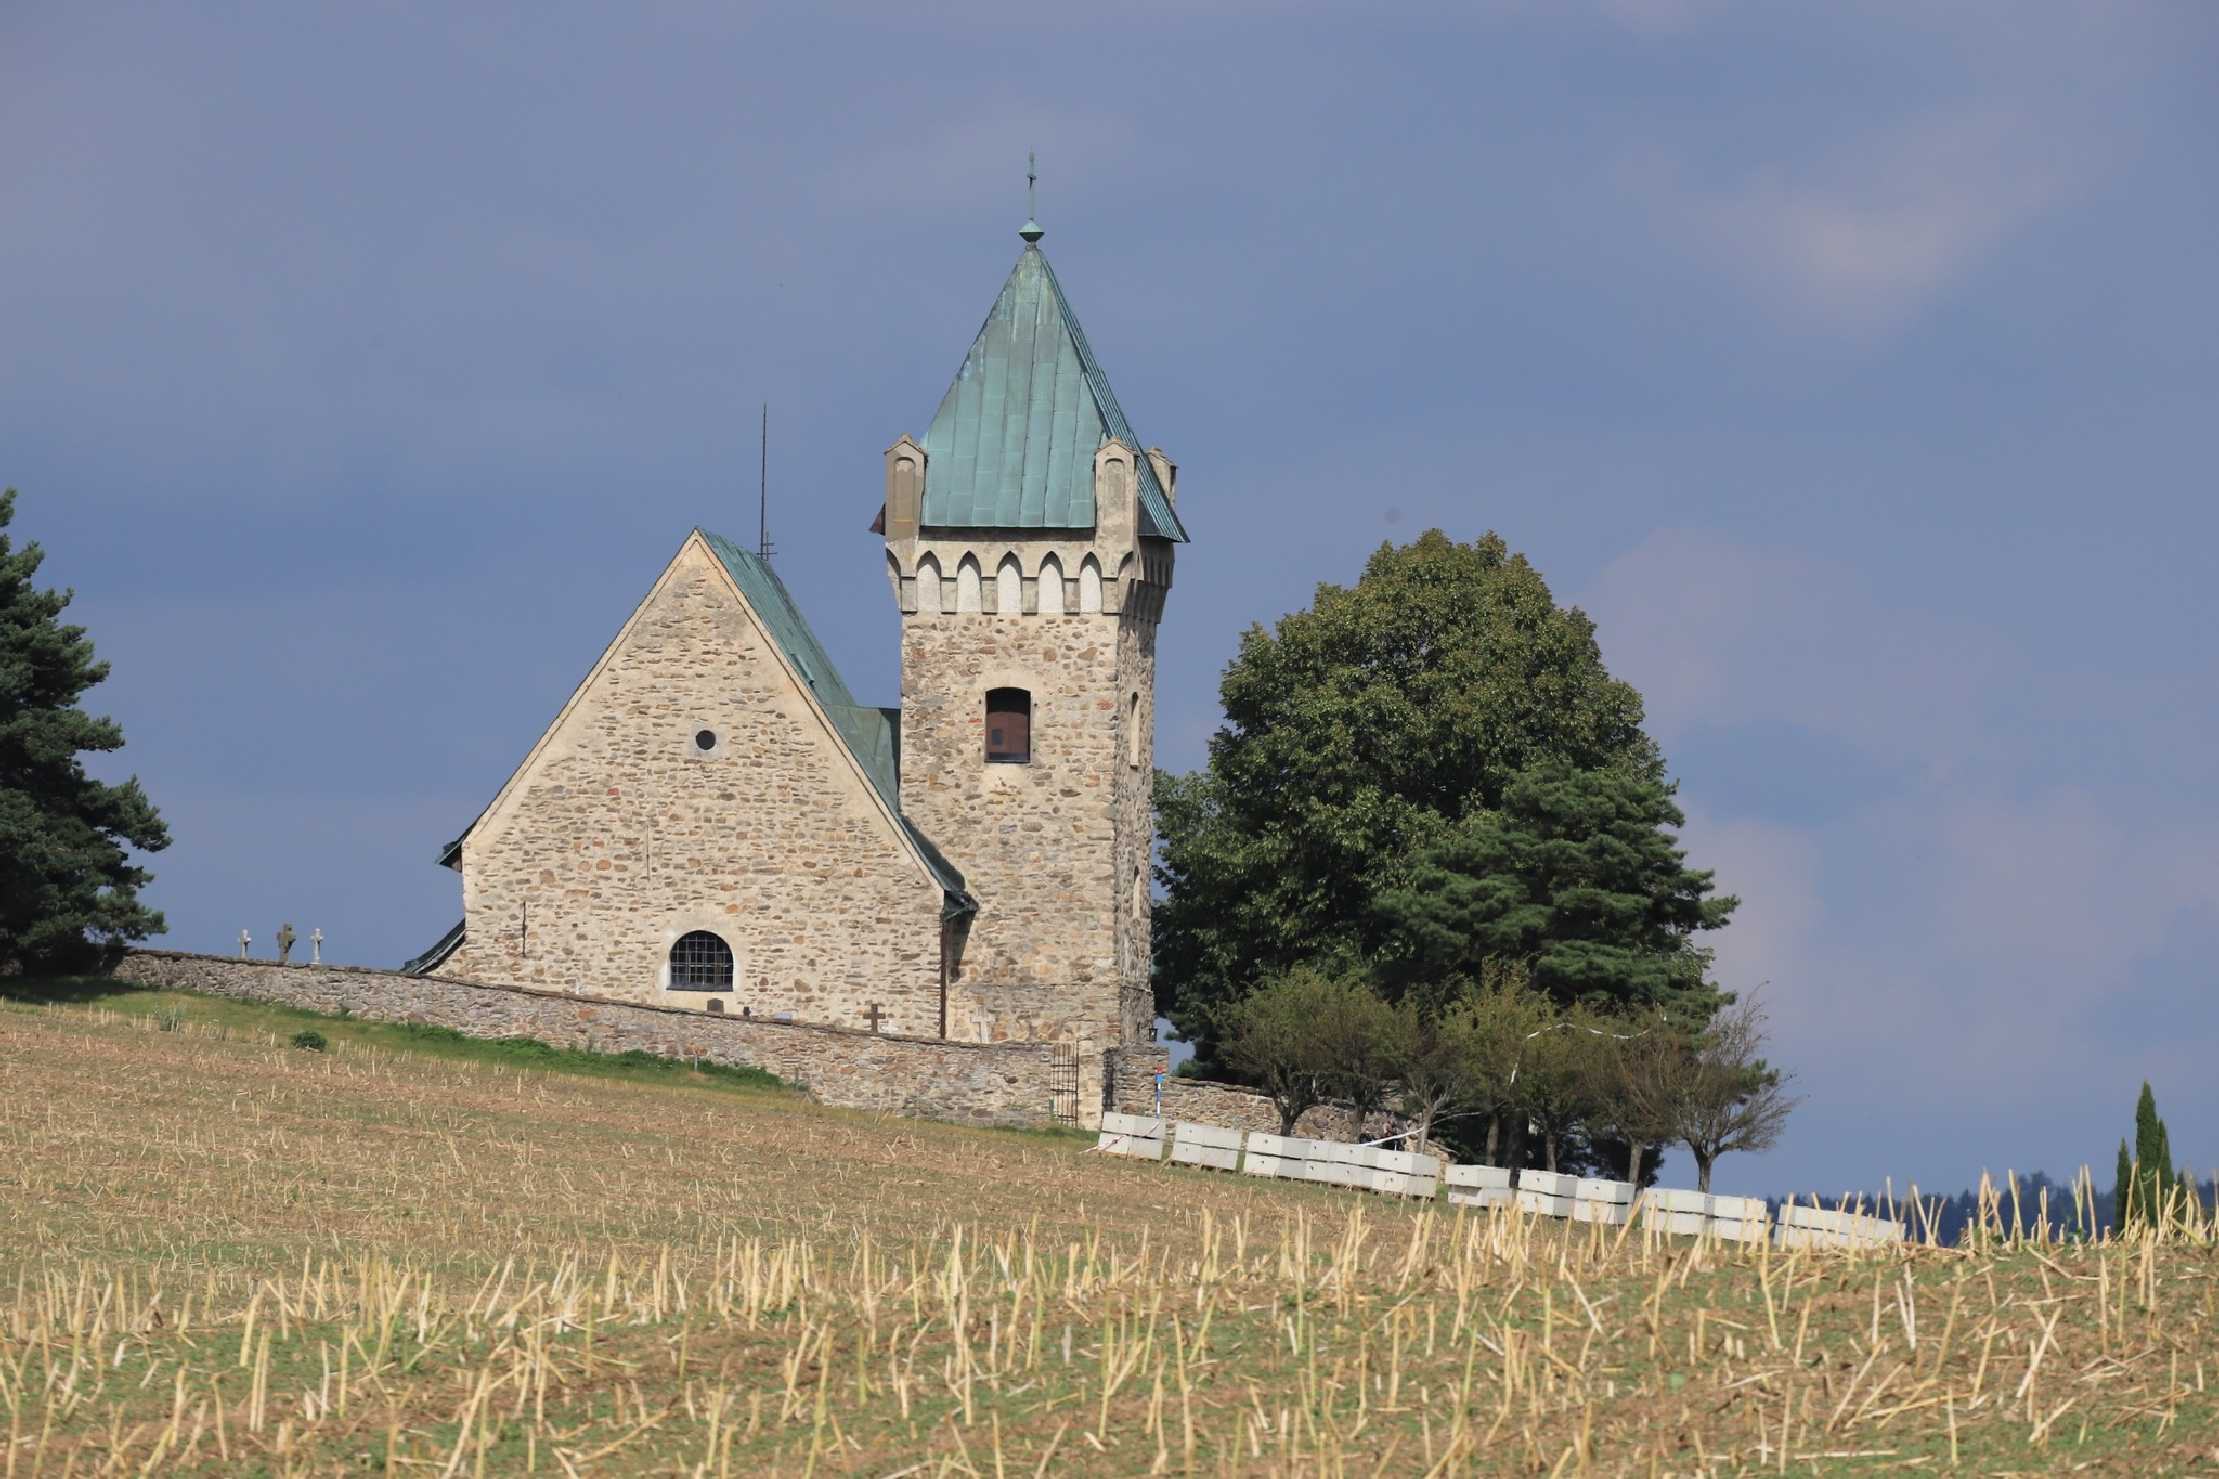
[{"left": 0, "top": 974, "right": 790, "bottom": 1094}]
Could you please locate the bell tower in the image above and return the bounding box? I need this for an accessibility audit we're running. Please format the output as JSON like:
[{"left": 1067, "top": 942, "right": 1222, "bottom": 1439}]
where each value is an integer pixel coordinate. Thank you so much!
[{"left": 879, "top": 205, "right": 1187, "bottom": 1083}]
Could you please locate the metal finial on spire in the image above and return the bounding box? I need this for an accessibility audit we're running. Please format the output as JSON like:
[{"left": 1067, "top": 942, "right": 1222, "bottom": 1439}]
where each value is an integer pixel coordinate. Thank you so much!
[{"left": 1019, "top": 151, "right": 1043, "bottom": 243}]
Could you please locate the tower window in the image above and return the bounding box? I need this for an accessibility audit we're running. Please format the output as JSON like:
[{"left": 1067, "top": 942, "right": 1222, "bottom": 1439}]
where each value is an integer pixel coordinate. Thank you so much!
[
  {"left": 985, "top": 687, "right": 1031, "bottom": 764},
  {"left": 694, "top": 729, "right": 718, "bottom": 752},
  {"left": 1127, "top": 692, "right": 1141, "bottom": 768},
  {"left": 668, "top": 931, "right": 734, "bottom": 991}
]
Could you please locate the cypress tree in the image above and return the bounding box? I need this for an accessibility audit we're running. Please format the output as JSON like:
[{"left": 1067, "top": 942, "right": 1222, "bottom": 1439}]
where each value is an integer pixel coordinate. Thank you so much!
[
  {"left": 2153, "top": 1106, "right": 2179, "bottom": 1227},
  {"left": 2114, "top": 1138, "right": 2135, "bottom": 1233},
  {"left": 2131, "top": 1083, "right": 2177, "bottom": 1229}
]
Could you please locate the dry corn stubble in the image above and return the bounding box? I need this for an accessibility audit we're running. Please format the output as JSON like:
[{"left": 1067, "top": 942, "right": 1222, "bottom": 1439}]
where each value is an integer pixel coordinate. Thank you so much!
[{"left": 2, "top": 994, "right": 2216, "bottom": 1474}]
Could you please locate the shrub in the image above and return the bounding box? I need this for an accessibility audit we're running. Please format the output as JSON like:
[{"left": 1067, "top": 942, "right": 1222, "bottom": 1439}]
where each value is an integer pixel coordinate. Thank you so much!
[{"left": 290, "top": 1029, "right": 327, "bottom": 1052}]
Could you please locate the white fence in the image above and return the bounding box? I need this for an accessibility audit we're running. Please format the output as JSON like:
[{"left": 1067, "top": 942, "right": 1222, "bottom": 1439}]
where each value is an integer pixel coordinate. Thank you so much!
[{"left": 1094, "top": 1116, "right": 1906, "bottom": 1248}]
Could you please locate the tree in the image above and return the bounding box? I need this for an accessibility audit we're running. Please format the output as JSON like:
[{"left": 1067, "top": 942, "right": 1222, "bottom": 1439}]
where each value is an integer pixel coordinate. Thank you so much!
[
  {"left": 2121, "top": 1082, "right": 2183, "bottom": 1231},
  {"left": 0, "top": 491, "right": 168, "bottom": 974},
  {"left": 1153, "top": 530, "right": 1660, "bottom": 1067},
  {"left": 1599, "top": 1022, "right": 1688, "bottom": 1184},
  {"left": 1374, "top": 758, "right": 1735, "bottom": 1016},
  {"left": 1671, "top": 993, "right": 1797, "bottom": 1193},
  {"left": 1319, "top": 982, "right": 1400, "bottom": 1143},
  {"left": 1219, "top": 967, "right": 1353, "bottom": 1136},
  {"left": 2113, "top": 1139, "right": 2135, "bottom": 1235},
  {"left": 1445, "top": 964, "right": 1553, "bottom": 1166},
  {"left": 1379, "top": 996, "right": 1473, "bottom": 1156},
  {"left": 1516, "top": 1011, "right": 1610, "bottom": 1175}
]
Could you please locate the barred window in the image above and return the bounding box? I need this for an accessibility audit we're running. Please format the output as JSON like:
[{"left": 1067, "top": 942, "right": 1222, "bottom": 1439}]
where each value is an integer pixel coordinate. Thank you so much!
[
  {"left": 985, "top": 687, "right": 1031, "bottom": 764},
  {"left": 668, "top": 931, "right": 733, "bottom": 991}
]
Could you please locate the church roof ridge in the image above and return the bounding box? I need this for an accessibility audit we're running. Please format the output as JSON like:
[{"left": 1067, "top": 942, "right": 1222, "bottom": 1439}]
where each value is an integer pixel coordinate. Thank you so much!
[{"left": 921, "top": 243, "right": 1188, "bottom": 543}]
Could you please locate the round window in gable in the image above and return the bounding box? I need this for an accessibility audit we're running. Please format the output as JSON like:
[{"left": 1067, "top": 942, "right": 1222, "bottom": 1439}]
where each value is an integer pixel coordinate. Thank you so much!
[{"left": 694, "top": 729, "right": 718, "bottom": 753}]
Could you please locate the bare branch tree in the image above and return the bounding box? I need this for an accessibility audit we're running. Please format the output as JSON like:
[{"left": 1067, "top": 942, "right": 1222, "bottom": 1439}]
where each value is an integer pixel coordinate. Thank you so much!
[{"left": 1674, "top": 992, "right": 1800, "bottom": 1193}]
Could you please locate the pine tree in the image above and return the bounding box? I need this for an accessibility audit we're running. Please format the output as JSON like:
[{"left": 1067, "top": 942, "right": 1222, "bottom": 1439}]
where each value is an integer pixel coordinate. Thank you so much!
[
  {"left": 1374, "top": 758, "right": 1735, "bottom": 1016},
  {"left": 0, "top": 490, "right": 169, "bottom": 973}
]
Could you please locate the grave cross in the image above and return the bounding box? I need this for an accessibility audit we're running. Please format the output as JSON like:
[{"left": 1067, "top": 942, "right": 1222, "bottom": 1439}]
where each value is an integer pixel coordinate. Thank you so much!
[
  {"left": 238, "top": 928, "right": 251, "bottom": 959},
  {"left": 309, "top": 928, "right": 322, "bottom": 965},
  {"left": 862, "top": 1002, "right": 885, "bottom": 1034}
]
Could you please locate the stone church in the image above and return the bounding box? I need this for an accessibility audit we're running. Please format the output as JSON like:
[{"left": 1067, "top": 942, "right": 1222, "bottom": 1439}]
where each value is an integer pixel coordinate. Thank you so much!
[{"left": 409, "top": 214, "right": 1186, "bottom": 1098}]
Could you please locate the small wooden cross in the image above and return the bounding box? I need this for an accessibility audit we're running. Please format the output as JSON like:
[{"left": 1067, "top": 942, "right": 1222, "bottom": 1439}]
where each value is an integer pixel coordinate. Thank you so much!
[{"left": 862, "top": 1002, "right": 886, "bottom": 1034}]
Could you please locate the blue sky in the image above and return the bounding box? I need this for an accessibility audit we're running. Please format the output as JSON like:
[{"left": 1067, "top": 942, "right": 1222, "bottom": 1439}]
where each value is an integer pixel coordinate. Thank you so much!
[{"left": 6, "top": 1, "right": 2214, "bottom": 1196}]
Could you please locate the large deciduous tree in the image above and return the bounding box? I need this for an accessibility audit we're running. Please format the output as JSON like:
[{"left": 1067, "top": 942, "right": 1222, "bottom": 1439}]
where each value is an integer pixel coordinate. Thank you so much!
[
  {"left": 0, "top": 490, "right": 169, "bottom": 974},
  {"left": 1373, "top": 759, "right": 1735, "bottom": 1017},
  {"left": 1153, "top": 530, "right": 1660, "bottom": 1066}
]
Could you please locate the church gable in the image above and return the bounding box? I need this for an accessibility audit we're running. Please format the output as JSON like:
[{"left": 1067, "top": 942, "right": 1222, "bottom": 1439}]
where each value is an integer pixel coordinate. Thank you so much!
[{"left": 438, "top": 532, "right": 955, "bottom": 1033}]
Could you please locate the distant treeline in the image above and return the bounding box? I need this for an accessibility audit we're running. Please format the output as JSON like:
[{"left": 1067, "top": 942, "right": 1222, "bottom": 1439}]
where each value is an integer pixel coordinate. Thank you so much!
[{"left": 1766, "top": 1170, "right": 2219, "bottom": 1244}]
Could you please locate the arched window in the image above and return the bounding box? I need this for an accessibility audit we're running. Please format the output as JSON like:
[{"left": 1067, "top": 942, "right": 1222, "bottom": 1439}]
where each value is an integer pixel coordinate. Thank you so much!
[
  {"left": 956, "top": 555, "right": 983, "bottom": 613},
  {"left": 995, "top": 555, "right": 1023, "bottom": 615},
  {"left": 668, "top": 931, "right": 733, "bottom": 991},
  {"left": 1078, "top": 556, "right": 1104, "bottom": 614},
  {"left": 1127, "top": 691, "right": 1142, "bottom": 768},
  {"left": 1038, "top": 554, "right": 1066, "bottom": 615},
  {"left": 985, "top": 687, "right": 1031, "bottom": 764}
]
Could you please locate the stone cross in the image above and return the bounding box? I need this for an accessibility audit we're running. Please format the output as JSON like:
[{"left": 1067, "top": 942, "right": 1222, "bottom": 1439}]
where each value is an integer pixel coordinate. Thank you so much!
[
  {"left": 238, "top": 928, "right": 251, "bottom": 958},
  {"left": 862, "top": 1002, "right": 885, "bottom": 1034},
  {"left": 309, "top": 928, "right": 322, "bottom": 965},
  {"left": 276, "top": 922, "right": 296, "bottom": 965}
]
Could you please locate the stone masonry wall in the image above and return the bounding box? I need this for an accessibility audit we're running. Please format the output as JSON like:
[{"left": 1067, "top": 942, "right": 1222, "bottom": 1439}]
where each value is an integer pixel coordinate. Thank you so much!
[
  {"left": 1113, "top": 603, "right": 1160, "bottom": 1046},
  {"left": 111, "top": 951, "right": 1060, "bottom": 1125},
  {"left": 898, "top": 608, "right": 1124, "bottom": 1055},
  {"left": 1106, "top": 1045, "right": 1402, "bottom": 1143},
  {"left": 446, "top": 537, "right": 948, "bottom": 1038}
]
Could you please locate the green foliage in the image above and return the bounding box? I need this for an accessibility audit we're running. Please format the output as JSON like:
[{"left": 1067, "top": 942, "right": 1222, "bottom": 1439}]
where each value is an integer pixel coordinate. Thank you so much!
[
  {"left": 2114, "top": 1139, "right": 2135, "bottom": 1234},
  {"left": 1154, "top": 530, "right": 1662, "bottom": 1064},
  {"left": 0, "top": 490, "right": 169, "bottom": 973},
  {"left": 1374, "top": 759, "right": 1734, "bottom": 1014},
  {"left": 2122, "top": 1082, "right": 2185, "bottom": 1231},
  {"left": 290, "top": 1029, "right": 328, "bottom": 1052},
  {"left": 1517, "top": 1006, "right": 1611, "bottom": 1174},
  {"left": 1218, "top": 966, "right": 1375, "bottom": 1136},
  {"left": 1323, "top": 980, "right": 1401, "bottom": 1134}
]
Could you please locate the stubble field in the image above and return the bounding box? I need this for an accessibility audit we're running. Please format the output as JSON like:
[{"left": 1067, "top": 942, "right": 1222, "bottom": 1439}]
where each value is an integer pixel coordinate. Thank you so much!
[{"left": 2, "top": 984, "right": 2215, "bottom": 1475}]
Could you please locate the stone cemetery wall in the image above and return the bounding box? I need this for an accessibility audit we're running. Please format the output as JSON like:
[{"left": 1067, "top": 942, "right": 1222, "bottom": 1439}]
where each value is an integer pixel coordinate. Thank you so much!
[
  {"left": 1104, "top": 1045, "right": 1398, "bottom": 1142},
  {"left": 110, "top": 950, "right": 1061, "bottom": 1126}
]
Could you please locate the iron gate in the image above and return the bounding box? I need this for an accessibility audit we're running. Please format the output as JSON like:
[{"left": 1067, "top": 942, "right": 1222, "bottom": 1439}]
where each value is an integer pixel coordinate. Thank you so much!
[{"left": 1048, "top": 1042, "right": 1080, "bottom": 1124}]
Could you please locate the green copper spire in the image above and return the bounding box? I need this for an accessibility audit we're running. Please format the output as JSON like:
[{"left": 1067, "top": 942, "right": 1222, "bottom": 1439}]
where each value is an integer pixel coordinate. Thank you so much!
[
  {"left": 919, "top": 233, "right": 1187, "bottom": 541},
  {"left": 1019, "top": 152, "right": 1043, "bottom": 244}
]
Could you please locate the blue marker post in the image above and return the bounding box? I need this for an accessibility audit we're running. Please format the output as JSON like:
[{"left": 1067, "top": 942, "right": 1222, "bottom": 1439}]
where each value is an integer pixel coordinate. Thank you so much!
[{"left": 1154, "top": 1070, "right": 1165, "bottom": 1120}]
